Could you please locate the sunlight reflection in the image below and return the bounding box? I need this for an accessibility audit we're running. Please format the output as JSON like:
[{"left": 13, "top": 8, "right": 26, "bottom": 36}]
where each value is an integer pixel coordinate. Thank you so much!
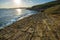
[{"left": 16, "top": 9, "right": 22, "bottom": 15}]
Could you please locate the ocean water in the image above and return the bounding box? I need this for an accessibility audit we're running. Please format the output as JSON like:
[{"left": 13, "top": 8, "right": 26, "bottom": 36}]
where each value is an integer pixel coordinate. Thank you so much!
[{"left": 0, "top": 9, "right": 37, "bottom": 29}]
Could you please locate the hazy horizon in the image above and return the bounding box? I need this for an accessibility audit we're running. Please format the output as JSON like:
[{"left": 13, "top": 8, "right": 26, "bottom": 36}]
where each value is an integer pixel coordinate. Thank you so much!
[{"left": 0, "top": 0, "right": 54, "bottom": 8}]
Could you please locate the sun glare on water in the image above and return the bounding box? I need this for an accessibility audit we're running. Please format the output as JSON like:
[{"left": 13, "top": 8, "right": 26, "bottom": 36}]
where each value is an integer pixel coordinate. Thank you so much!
[{"left": 16, "top": 9, "right": 22, "bottom": 15}]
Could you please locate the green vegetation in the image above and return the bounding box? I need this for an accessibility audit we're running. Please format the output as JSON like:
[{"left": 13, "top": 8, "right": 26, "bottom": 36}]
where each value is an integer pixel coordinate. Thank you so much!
[
  {"left": 44, "top": 5, "right": 60, "bottom": 14},
  {"left": 31, "top": 1, "right": 60, "bottom": 11}
]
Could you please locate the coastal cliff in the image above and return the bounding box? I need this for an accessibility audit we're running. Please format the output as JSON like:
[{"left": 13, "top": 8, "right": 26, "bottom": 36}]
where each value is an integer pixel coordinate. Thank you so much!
[{"left": 0, "top": 1, "right": 60, "bottom": 40}]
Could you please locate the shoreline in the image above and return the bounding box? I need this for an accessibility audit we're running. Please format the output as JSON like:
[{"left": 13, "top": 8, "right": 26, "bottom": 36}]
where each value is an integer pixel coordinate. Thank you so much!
[
  {"left": 0, "top": 1, "right": 60, "bottom": 40},
  {"left": 0, "top": 12, "right": 38, "bottom": 30},
  {"left": 0, "top": 12, "right": 60, "bottom": 40}
]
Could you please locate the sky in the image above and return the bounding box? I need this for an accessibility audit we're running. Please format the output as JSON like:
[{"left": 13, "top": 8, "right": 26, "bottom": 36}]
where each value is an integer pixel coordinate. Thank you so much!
[{"left": 0, "top": 0, "right": 53, "bottom": 8}]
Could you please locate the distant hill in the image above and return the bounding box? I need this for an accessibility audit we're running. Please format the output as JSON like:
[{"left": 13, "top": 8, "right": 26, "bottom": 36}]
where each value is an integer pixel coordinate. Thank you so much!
[{"left": 31, "top": 1, "right": 60, "bottom": 11}]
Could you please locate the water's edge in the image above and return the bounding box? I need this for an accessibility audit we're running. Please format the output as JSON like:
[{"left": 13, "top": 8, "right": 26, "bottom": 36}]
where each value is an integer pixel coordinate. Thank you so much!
[{"left": 0, "top": 9, "right": 38, "bottom": 29}]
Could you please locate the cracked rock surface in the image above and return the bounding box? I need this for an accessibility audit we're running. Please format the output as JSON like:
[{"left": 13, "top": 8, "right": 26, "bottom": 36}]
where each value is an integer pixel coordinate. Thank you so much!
[{"left": 0, "top": 12, "right": 60, "bottom": 40}]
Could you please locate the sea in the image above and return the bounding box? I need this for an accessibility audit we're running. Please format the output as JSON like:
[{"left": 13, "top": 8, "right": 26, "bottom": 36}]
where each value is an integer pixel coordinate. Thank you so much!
[{"left": 0, "top": 9, "right": 37, "bottom": 29}]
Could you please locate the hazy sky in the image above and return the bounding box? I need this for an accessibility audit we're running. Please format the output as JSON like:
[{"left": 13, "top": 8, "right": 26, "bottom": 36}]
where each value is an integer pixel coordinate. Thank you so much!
[{"left": 0, "top": 0, "right": 53, "bottom": 8}]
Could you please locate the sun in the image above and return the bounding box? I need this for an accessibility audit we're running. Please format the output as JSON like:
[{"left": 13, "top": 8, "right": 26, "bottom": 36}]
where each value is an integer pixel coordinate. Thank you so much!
[
  {"left": 13, "top": 0, "right": 21, "bottom": 5},
  {"left": 14, "top": 0, "right": 20, "bottom": 4}
]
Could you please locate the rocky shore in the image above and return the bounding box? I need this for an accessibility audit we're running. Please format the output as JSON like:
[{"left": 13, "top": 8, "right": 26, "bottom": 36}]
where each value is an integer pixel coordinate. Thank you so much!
[
  {"left": 0, "top": 1, "right": 60, "bottom": 40},
  {"left": 0, "top": 10, "right": 60, "bottom": 40}
]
